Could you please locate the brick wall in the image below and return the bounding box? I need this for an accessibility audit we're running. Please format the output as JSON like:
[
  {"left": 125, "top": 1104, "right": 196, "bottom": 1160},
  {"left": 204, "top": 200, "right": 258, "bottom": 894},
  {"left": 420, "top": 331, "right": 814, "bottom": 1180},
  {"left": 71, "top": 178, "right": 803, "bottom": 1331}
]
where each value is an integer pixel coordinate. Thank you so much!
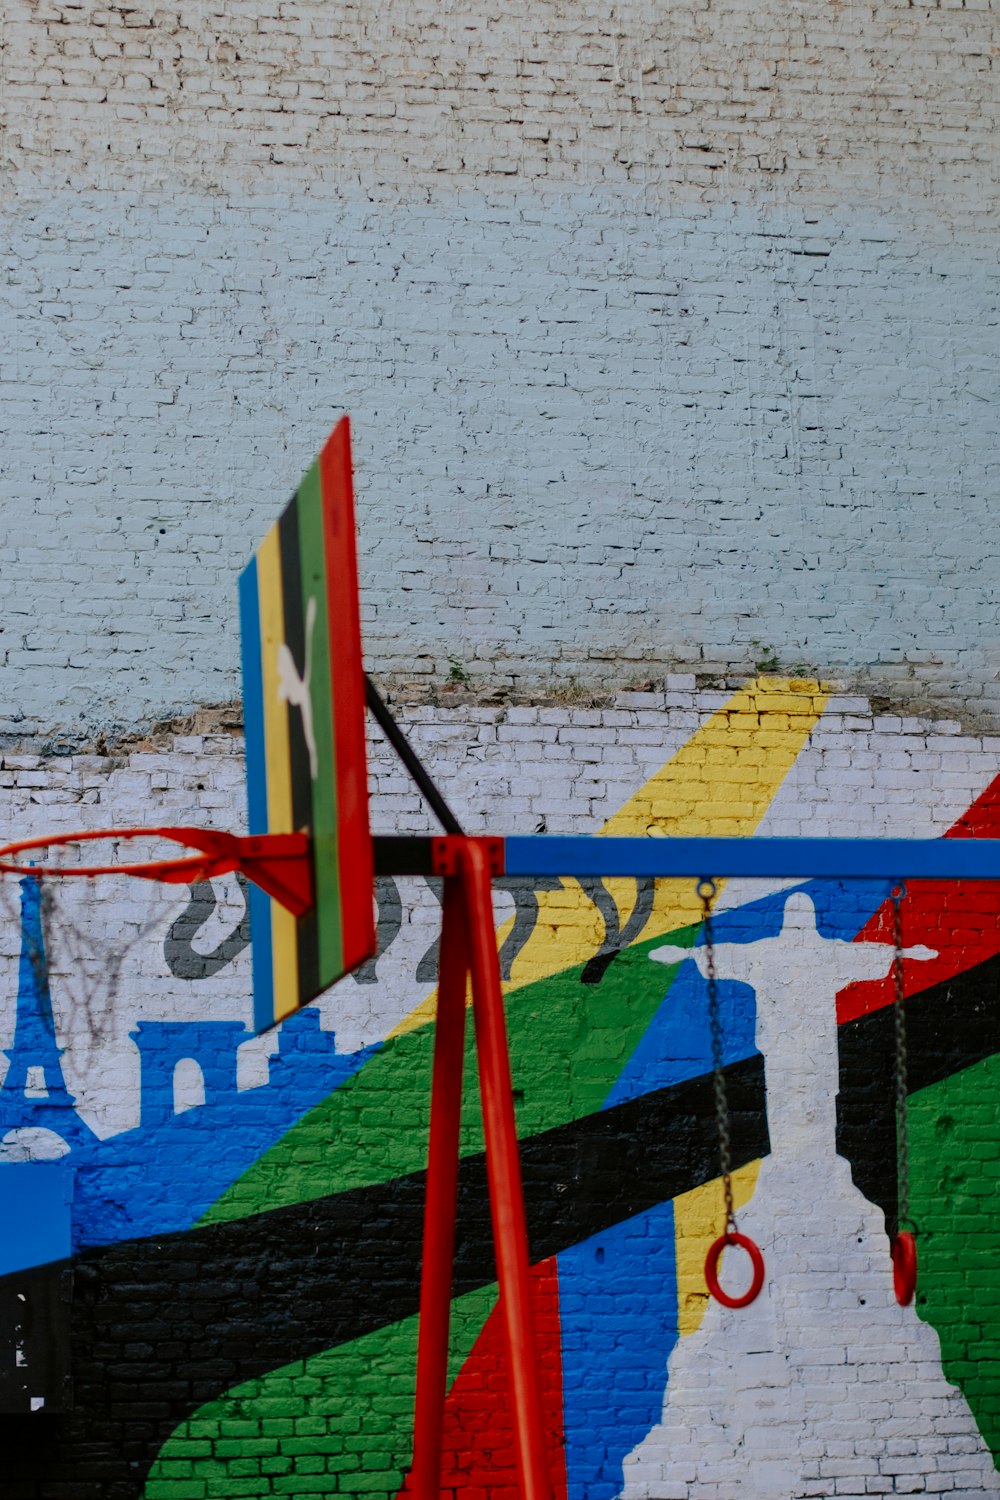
[
  {"left": 3, "top": 1, "right": 997, "bottom": 200},
  {"left": 2, "top": 3, "right": 999, "bottom": 1492},
  {"left": 1, "top": 3, "right": 998, "bottom": 738},
  {"left": 0, "top": 681, "right": 998, "bottom": 1495}
]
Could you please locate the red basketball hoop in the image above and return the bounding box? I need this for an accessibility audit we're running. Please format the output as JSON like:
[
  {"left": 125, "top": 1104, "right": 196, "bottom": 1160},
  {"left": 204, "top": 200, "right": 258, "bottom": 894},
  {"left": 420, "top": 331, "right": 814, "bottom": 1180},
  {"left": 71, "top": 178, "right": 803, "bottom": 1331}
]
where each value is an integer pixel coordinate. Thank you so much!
[{"left": 0, "top": 827, "right": 313, "bottom": 917}]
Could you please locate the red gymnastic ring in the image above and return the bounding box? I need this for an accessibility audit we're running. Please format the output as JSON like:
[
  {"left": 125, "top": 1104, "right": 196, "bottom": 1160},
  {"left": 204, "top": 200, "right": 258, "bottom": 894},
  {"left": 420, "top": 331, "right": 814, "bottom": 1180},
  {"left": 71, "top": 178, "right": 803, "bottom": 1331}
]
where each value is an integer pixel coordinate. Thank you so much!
[
  {"left": 704, "top": 1231, "right": 766, "bottom": 1309},
  {"left": 892, "top": 1231, "right": 918, "bottom": 1307}
]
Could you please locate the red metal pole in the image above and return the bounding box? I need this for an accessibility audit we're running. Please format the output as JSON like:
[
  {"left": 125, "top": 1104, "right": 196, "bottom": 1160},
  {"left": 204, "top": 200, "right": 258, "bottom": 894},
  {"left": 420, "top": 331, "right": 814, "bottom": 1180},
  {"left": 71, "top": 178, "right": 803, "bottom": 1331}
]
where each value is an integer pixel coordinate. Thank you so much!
[
  {"left": 458, "top": 839, "right": 553, "bottom": 1500},
  {"left": 409, "top": 876, "right": 469, "bottom": 1500}
]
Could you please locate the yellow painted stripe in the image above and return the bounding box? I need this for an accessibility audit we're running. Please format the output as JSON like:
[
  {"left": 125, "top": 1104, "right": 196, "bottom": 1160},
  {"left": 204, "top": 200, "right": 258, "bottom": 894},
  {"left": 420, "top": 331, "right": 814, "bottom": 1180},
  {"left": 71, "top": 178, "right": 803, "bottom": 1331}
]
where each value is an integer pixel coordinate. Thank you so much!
[
  {"left": 257, "top": 528, "right": 300, "bottom": 1021},
  {"left": 390, "top": 677, "right": 827, "bottom": 1037},
  {"left": 673, "top": 1159, "right": 762, "bottom": 1337}
]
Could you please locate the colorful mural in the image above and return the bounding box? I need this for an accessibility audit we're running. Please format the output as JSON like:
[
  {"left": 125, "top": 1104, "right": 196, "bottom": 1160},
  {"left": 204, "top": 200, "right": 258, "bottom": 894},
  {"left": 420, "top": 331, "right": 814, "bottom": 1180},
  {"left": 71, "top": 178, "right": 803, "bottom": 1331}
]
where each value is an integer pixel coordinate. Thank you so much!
[{"left": 0, "top": 680, "right": 998, "bottom": 1497}]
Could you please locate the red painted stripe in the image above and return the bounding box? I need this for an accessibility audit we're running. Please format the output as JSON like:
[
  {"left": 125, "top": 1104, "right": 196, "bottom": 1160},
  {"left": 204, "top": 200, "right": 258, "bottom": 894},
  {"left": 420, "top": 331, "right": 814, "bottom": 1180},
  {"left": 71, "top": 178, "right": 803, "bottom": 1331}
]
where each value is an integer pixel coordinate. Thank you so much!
[
  {"left": 838, "top": 771, "right": 1000, "bottom": 1023},
  {"left": 319, "top": 416, "right": 375, "bottom": 971},
  {"left": 399, "top": 1258, "right": 568, "bottom": 1500}
]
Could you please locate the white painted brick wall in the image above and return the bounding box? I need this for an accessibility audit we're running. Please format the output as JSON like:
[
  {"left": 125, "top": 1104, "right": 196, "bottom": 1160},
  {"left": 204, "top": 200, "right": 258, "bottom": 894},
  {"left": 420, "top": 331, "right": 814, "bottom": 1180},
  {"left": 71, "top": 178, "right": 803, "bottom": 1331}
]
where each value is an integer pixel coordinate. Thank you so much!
[{"left": 1, "top": 2, "right": 997, "bottom": 736}]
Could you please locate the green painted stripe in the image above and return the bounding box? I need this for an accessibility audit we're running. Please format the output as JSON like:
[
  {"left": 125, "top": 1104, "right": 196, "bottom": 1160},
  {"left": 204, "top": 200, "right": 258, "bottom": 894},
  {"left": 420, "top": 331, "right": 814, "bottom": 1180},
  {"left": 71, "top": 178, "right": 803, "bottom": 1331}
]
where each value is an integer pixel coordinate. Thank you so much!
[
  {"left": 200, "top": 923, "right": 696, "bottom": 1225},
  {"left": 144, "top": 1284, "right": 499, "bottom": 1500},
  {"left": 295, "top": 457, "right": 344, "bottom": 986},
  {"left": 909, "top": 1053, "right": 1000, "bottom": 1462}
]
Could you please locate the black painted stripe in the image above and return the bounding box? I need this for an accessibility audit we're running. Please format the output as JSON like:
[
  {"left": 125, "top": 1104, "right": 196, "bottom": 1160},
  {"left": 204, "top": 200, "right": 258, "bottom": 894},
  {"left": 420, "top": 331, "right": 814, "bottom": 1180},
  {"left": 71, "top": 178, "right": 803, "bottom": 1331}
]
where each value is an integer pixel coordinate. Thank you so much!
[
  {"left": 3, "top": 951, "right": 998, "bottom": 1495},
  {"left": 277, "top": 492, "right": 320, "bottom": 1001},
  {"left": 837, "top": 948, "right": 1000, "bottom": 1234},
  {"left": 0, "top": 1056, "right": 767, "bottom": 1495}
]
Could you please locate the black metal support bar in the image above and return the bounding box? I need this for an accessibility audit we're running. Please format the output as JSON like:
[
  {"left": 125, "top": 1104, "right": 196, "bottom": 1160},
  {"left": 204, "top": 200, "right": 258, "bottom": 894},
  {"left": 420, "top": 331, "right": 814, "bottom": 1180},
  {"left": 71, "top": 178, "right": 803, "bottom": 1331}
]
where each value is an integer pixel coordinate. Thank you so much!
[
  {"left": 364, "top": 677, "right": 465, "bottom": 837},
  {"left": 373, "top": 835, "right": 437, "bottom": 877}
]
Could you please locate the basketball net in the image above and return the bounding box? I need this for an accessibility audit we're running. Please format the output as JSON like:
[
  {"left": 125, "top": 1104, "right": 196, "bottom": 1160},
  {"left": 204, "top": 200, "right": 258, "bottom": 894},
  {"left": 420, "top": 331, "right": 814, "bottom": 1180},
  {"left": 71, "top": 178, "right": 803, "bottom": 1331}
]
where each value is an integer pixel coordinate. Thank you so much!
[{"left": 0, "top": 833, "right": 231, "bottom": 1063}]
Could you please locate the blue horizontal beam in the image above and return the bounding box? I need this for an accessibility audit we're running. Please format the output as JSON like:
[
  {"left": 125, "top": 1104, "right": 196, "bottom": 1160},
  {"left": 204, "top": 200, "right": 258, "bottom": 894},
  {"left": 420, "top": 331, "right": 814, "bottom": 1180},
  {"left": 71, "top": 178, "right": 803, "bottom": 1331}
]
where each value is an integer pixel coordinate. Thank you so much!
[{"left": 503, "top": 836, "right": 1000, "bottom": 881}]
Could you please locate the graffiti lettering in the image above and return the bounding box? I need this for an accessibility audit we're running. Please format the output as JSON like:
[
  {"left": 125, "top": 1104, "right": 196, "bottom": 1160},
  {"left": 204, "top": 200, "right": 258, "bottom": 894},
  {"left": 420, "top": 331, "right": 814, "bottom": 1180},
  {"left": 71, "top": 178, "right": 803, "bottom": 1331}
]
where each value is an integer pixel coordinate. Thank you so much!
[
  {"left": 414, "top": 877, "right": 445, "bottom": 984},
  {"left": 163, "top": 873, "right": 655, "bottom": 987},
  {"left": 352, "top": 878, "right": 403, "bottom": 985},
  {"left": 578, "top": 876, "right": 656, "bottom": 984},
  {"left": 496, "top": 875, "right": 563, "bottom": 980},
  {"left": 163, "top": 875, "right": 251, "bottom": 980}
]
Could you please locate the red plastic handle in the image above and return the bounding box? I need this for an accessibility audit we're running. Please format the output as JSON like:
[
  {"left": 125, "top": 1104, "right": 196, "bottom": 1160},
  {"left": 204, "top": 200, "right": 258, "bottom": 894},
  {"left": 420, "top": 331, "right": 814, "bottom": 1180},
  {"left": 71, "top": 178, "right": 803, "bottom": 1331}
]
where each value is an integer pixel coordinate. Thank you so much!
[
  {"left": 704, "top": 1230, "right": 766, "bottom": 1309},
  {"left": 892, "top": 1231, "right": 918, "bottom": 1306}
]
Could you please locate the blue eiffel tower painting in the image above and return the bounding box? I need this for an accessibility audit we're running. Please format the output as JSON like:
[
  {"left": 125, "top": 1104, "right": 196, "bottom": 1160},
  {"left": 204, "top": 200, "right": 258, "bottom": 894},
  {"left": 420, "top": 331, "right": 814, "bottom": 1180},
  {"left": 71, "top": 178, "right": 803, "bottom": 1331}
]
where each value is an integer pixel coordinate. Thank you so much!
[{"left": 0, "top": 876, "right": 95, "bottom": 1153}]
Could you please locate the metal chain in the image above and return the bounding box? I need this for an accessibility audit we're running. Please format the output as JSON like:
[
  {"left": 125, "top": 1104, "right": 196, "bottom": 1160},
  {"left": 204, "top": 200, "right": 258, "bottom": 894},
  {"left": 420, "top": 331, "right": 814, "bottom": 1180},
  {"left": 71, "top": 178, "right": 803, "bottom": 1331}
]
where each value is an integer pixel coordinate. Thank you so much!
[
  {"left": 891, "top": 884, "right": 913, "bottom": 1233},
  {"left": 699, "top": 878, "right": 735, "bottom": 1233}
]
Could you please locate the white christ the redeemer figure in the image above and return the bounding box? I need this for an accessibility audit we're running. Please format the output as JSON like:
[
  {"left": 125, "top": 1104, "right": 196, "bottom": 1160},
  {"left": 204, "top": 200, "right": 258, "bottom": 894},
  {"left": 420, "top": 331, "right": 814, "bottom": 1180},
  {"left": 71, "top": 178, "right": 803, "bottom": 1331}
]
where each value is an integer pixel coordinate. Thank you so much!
[
  {"left": 648, "top": 890, "right": 936, "bottom": 1165},
  {"left": 618, "top": 889, "right": 1000, "bottom": 1500}
]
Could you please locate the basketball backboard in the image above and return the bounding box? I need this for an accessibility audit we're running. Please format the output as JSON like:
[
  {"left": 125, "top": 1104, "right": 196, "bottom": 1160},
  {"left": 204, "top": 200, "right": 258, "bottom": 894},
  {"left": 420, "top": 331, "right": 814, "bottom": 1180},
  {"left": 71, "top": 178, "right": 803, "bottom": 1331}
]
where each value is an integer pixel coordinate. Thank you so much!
[{"left": 239, "top": 416, "right": 375, "bottom": 1031}]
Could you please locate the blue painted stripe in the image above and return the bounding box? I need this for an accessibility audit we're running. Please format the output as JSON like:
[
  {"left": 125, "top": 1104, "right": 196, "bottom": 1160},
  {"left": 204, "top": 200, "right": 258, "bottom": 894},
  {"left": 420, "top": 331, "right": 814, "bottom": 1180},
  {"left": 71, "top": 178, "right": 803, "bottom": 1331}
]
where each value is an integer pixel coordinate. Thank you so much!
[
  {"left": 239, "top": 559, "right": 275, "bottom": 1031},
  {"left": 239, "top": 559, "right": 269, "bottom": 837},
  {"left": 559, "top": 1201, "right": 678, "bottom": 1500},
  {"left": 605, "top": 966, "right": 758, "bottom": 1110},
  {"left": 247, "top": 883, "right": 276, "bottom": 1034},
  {"left": 503, "top": 835, "right": 1000, "bottom": 881}
]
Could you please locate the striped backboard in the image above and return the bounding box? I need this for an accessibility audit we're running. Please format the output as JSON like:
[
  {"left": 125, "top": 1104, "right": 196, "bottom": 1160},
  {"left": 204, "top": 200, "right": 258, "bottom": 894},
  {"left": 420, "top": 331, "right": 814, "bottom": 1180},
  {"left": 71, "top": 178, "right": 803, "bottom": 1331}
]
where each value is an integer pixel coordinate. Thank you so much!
[{"left": 239, "top": 416, "right": 375, "bottom": 1031}]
